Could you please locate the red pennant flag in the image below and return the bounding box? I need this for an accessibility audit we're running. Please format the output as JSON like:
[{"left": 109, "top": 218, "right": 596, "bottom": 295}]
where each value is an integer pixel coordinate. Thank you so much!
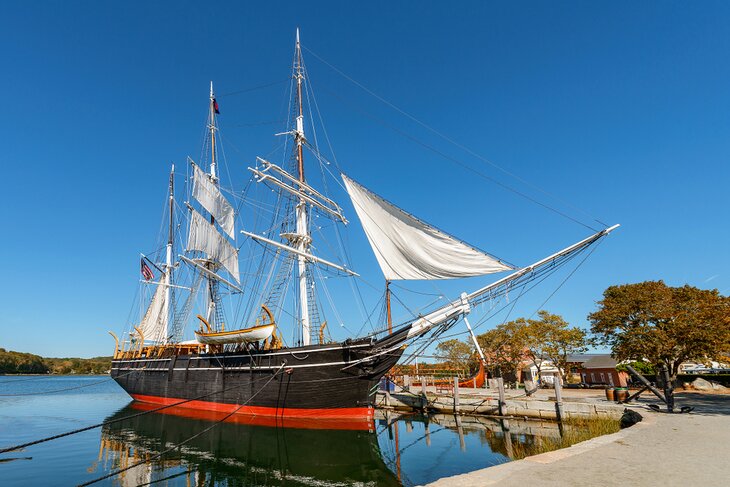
[{"left": 213, "top": 98, "right": 220, "bottom": 114}]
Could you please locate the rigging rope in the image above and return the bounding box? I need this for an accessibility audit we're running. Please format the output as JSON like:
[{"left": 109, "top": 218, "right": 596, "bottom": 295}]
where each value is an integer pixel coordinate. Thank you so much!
[
  {"left": 314, "top": 81, "right": 600, "bottom": 233},
  {"left": 0, "top": 375, "right": 58, "bottom": 384},
  {"left": 218, "top": 79, "right": 289, "bottom": 98},
  {"left": 78, "top": 363, "right": 287, "bottom": 487},
  {"left": 0, "top": 371, "right": 137, "bottom": 397},
  {"left": 0, "top": 367, "right": 284, "bottom": 455},
  {"left": 303, "top": 44, "right": 609, "bottom": 231}
]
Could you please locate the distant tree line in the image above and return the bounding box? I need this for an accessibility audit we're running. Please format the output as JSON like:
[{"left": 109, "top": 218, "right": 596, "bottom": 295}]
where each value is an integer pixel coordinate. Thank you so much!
[{"left": 0, "top": 348, "right": 112, "bottom": 375}]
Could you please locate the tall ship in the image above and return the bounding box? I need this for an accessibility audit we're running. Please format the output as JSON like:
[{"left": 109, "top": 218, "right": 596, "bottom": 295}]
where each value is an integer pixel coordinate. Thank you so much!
[{"left": 110, "top": 30, "right": 618, "bottom": 422}]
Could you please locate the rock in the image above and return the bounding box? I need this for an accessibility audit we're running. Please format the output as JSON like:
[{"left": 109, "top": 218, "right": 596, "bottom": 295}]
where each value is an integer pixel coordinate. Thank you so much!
[
  {"left": 692, "top": 378, "right": 714, "bottom": 390},
  {"left": 692, "top": 377, "right": 728, "bottom": 391},
  {"left": 620, "top": 408, "right": 643, "bottom": 428}
]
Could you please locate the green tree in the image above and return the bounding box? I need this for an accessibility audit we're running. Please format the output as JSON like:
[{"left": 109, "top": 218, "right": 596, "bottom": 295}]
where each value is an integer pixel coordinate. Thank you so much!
[
  {"left": 522, "top": 316, "right": 551, "bottom": 379},
  {"left": 477, "top": 320, "right": 530, "bottom": 381},
  {"left": 589, "top": 281, "right": 730, "bottom": 380},
  {"left": 535, "top": 311, "right": 588, "bottom": 382},
  {"left": 435, "top": 339, "right": 473, "bottom": 370}
]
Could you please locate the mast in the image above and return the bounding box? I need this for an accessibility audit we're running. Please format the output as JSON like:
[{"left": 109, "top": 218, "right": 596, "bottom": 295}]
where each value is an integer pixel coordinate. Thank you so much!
[
  {"left": 293, "top": 28, "right": 312, "bottom": 346},
  {"left": 207, "top": 82, "right": 219, "bottom": 328},
  {"left": 163, "top": 164, "right": 175, "bottom": 344},
  {"left": 386, "top": 280, "right": 393, "bottom": 334},
  {"left": 209, "top": 81, "right": 218, "bottom": 181}
]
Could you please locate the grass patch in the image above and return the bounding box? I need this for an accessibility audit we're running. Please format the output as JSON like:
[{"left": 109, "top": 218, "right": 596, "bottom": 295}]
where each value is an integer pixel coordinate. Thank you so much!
[{"left": 506, "top": 417, "right": 620, "bottom": 460}]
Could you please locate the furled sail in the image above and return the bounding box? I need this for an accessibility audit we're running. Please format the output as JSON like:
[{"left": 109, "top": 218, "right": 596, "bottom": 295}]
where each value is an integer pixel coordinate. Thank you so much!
[
  {"left": 187, "top": 208, "right": 240, "bottom": 283},
  {"left": 191, "top": 162, "right": 235, "bottom": 238},
  {"left": 138, "top": 283, "right": 167, "bottom": 343},
  {"left": 342, "top": 174, "right": 513, "bottom": 280}
]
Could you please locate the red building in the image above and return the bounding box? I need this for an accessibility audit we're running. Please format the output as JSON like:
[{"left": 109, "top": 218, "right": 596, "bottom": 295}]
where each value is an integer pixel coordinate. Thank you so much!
[{"left": 577, "top": 355, "right": 628, "bottom": 387}]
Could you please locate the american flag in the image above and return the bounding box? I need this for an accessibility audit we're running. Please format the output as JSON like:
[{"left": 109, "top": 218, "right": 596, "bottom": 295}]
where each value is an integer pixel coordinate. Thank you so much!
[{"left": 141, "top": 259, "right": 155, "bottom": 281}]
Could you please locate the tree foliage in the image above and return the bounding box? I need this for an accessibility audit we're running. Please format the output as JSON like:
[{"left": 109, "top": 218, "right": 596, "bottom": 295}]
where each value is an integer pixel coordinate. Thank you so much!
[
  {"left": 477, "top": 311, "right": 588, "bottom": 382},
  {"left": 0, "top": 348, "right": 48, "bottom": 374},
  {"left": 434, "top": 339, "right": 473, "bottom": 370},
  {"left": 589, "top": 281, "right": 730, "bottom": 379},
  {"left": 0, "top": 348, "right": 112, "bottom": 375},
  {"left": 477, "top": 320, "right": 530, "bottom": 380},
  {"left": 535, "top": 311, "right": 588, "bottom": 381}
]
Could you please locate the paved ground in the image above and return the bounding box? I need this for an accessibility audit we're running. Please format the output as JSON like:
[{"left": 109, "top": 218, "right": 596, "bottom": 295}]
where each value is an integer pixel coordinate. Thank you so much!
[{"left": 424, "top": 392, "right": 730, "bottom": 487}]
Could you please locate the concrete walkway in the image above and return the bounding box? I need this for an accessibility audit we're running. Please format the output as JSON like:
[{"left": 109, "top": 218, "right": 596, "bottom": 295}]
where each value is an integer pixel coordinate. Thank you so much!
[{"left": 424, "top": 393, "right": 730, "bottom": 487}]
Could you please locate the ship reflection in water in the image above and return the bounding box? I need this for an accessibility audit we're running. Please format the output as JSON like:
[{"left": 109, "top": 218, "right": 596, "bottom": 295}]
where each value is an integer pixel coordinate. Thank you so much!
[{"left": 92, "top": 403, "right": 567, "bottom": 486}]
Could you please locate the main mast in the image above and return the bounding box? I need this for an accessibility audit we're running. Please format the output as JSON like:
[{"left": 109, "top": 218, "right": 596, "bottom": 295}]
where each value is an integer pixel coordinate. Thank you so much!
[
  {"left": 293, "top": 29, "right": 312, "bottom": 346},
  {"left": 209, "top": 81, "right": 218, "bottom": 182},
  {"left": 163, "top": 163, "right": 174, "bottom": 344}
]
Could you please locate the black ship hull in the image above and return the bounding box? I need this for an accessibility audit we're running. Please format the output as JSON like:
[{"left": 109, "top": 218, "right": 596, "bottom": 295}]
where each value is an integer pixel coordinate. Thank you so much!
[{"left": 111, "top": 331, "right": 408, "bottom": 421}]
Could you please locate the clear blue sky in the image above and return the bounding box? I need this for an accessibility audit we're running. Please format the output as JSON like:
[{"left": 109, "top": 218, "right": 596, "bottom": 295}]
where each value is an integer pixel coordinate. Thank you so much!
[{"left": 1, "top": 1, "right": 728, "bottom": 358}]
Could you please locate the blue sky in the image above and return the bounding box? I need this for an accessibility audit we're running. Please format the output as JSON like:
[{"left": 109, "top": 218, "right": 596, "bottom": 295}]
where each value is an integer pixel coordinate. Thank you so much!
[{"left": 1, "top": 1, "right": 728, "bottom": 358}]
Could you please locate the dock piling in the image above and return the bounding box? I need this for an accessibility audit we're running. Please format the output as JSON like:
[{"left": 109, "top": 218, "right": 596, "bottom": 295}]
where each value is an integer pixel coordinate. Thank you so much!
[
  {"left": 454, "top": 376, "right": 460, "bottom": 412},
  {"left": 497, "top": 377, "right": 506, "bottom": 416},
  {"left": 554, "top": 376, "right": 564, "bottom": 422}
]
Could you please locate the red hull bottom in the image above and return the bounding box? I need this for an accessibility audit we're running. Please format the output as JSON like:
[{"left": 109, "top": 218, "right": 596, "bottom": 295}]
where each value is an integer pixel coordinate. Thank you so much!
[{"left": 130, "top": 394, "right": 375, "bottom": 431}]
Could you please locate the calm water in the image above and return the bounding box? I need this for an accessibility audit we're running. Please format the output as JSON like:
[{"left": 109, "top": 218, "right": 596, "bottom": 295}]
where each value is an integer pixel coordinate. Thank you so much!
[{"left": 0, "top": 376, "right": 561, "bottom": 486}]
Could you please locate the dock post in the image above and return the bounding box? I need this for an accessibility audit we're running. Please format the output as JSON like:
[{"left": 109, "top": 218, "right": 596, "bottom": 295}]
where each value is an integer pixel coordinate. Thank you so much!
[
  {"left": 497, "top": 377, "right": 506, "bottom": 416},
  {"left": 404, "top": 374, "right": 410, "bottom": 391},
  {"left": 554, "top": 376, "right": 564, "bottom": 422},
  {"left": 453, "top": 376, "right": 460, "bottom": 413},
  {"left": 421, "top": 376, "right": 428, "bottom": 410},
  {"left": 661, "top": 364, "right": 675, "bottom": 413}
]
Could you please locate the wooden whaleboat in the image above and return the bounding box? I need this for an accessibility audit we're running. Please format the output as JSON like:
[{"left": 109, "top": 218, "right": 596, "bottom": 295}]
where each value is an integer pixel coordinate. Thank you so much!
[{"left": 194, "top": 306, "right": 276, "bottom": 345}]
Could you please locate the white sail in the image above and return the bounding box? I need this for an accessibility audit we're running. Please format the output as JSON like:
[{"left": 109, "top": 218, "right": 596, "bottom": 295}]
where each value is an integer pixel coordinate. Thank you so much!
[
  {"left": 138, "top": 283, "right": 167, "bottom": 343},
  {"left": 187, "top": 208, "right": 240, "bottom": 283},
  {"left": 191, "top": 162, "right": 235, "bottom": 238},
  {"left": 342, "top": 174, "right": 513, "bottom": 280}
]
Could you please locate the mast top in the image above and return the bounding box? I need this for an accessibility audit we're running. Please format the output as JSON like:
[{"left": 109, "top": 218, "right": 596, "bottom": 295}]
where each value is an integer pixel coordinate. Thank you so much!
[{"left": 208, "top": 81, "right": 218, "bottom": 181}]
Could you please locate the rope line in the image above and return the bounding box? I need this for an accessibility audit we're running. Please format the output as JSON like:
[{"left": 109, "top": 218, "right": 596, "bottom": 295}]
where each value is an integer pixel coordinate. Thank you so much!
[
  {"left": 0, "top": 375, "right": 59, "bottom": 384},
  {"left": 78, "top": 364, "right": 286, "bottom": 487},
  {"left": 218, "top": 79, "right": 289, "bottom": 98},
  {"left": 0, "top": 368, "right": 283, "bottom": 455},
  {"left": 0, "top": 371, "right": 137, "bottom": 397},
  {"left": 303, "top": 45, "right": 608, "bottom": 230}
]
